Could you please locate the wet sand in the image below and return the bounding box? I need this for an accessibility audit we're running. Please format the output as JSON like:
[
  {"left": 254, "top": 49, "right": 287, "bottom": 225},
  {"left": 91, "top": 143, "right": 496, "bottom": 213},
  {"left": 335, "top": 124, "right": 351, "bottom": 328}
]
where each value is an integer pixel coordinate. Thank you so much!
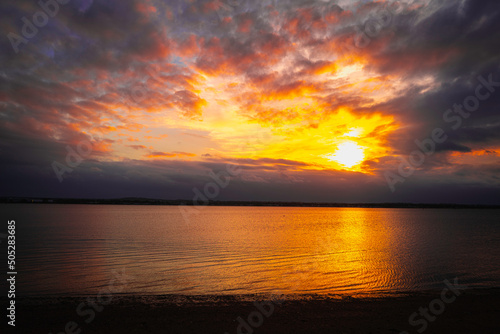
[{"left": 9, "top": 290, "right": 500, "bottom": 333}]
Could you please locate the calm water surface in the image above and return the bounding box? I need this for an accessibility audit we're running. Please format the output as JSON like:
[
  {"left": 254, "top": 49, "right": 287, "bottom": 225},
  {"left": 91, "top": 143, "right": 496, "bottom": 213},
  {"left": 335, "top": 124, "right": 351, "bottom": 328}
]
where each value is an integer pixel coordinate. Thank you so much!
[{"left": 3, "top": 204, "right": 500, "bottom": 297}]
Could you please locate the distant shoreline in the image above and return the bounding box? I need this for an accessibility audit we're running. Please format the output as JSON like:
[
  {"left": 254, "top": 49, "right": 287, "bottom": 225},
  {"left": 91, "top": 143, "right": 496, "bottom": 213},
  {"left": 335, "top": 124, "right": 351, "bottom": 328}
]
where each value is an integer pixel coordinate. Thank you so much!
[{"left": 1, "top": 197, "right": 499, "bottom": 208}]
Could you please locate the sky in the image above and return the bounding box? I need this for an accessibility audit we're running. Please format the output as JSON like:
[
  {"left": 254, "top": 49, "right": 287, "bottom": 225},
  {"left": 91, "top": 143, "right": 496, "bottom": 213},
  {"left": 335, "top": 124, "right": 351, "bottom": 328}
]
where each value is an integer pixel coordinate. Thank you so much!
[{"left": 1, "top": 0, "right": 500, "bottom": 204}]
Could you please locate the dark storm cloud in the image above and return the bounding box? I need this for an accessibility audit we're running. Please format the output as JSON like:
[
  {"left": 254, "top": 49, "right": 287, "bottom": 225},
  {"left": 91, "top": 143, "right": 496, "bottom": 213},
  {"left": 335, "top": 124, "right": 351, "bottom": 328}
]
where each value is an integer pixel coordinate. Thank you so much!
[
  {"left": 355, "top": 0, "right": 500, "bottom": 160},
  {"left": 2, "top": 153, "right": 499, "bottom": 204}
]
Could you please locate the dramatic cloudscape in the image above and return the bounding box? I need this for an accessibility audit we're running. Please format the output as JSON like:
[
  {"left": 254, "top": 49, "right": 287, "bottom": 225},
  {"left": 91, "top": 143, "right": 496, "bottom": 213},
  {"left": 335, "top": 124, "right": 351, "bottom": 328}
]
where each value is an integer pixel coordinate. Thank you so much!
[{"left": 1, "top": 0, "right": 500, "bottom": 203}]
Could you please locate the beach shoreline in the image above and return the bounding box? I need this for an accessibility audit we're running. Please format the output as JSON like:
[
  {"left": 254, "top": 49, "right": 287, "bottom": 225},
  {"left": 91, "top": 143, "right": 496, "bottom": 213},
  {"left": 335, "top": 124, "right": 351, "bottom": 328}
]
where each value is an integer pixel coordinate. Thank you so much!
[{"left": 9, "top": 289, "right": 500, "bottom": 333}]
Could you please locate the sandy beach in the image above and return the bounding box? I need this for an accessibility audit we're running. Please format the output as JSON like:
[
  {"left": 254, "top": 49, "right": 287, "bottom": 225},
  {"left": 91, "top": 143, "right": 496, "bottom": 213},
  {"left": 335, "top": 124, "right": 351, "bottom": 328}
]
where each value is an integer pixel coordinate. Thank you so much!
[{"left": 10, "top": 290, "right": 500, "bottom": 334}]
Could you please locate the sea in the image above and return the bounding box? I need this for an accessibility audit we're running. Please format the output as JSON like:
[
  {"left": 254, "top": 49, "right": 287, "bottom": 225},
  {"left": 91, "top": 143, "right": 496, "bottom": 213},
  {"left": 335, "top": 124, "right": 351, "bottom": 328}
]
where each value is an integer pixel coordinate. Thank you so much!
[{"left": 3, "top": 204, "right": 499, "bottom": 297}]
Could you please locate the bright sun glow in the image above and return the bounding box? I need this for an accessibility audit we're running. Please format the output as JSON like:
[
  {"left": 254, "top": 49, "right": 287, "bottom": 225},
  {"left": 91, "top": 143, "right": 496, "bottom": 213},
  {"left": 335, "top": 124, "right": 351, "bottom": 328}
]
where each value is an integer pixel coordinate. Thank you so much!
[
  {"left": 345, "top": 128, "right": 362, "bottom": 137},
  {"left": 326, "top": 141, "right": 365, "bottom": 168}
]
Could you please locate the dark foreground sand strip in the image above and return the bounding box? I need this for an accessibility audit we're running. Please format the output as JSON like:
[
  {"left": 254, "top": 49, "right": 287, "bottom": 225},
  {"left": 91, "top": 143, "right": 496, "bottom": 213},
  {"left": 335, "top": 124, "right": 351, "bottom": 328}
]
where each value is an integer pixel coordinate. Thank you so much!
[{"left": 7, "top": 290, "right": 500, "bottom": 334}]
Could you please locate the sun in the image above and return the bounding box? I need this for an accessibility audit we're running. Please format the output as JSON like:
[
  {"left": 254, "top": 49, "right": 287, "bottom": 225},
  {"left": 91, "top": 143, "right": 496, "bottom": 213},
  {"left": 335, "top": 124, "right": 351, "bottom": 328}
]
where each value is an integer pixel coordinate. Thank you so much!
[{"left": 325, "top": 141, "right": 365, "bottom": 168}]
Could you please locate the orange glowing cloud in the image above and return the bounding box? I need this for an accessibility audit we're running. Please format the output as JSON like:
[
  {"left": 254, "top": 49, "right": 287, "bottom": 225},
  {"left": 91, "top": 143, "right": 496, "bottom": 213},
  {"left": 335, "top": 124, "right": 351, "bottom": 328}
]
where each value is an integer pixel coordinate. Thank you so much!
[{"left": 146, "top": 151, "right": 196, "bottom": 159}]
